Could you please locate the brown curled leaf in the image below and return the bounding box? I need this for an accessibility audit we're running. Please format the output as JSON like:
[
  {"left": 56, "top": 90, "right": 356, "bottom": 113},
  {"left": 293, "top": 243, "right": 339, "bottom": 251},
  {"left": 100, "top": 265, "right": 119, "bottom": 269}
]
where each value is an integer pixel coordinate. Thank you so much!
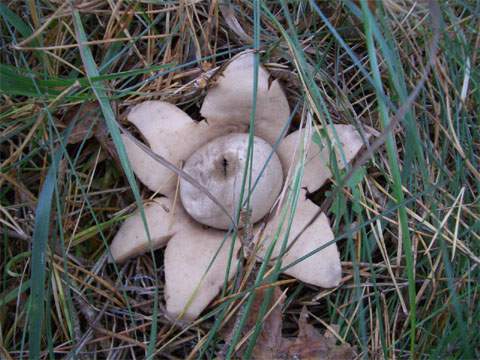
[
  {"left": 219, "top": 288, "right": 355, "bottom": 359},
  {"left": 219, "top": 287, "right": 284, "bottom": 358},
  {"left": 279, "top": 307, "right": 355, "bottom": 360},
  {"left": 62, "top": 102, "right": 101, "bottom": 144}
]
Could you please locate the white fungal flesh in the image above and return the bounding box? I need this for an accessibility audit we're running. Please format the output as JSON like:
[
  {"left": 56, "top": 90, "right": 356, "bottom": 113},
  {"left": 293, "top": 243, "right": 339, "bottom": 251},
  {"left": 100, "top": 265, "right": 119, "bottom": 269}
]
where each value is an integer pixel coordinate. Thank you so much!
[
  {"left": 277, "top": 124, "right": 375, "bottom": 193},
  {"left": 180, "top": 133, "right": 283, "bottom": 230},
  {"left": 164, "top": 227, "right": 240, "bottom": 321},
  {"left": 123, "top": 101, "right": 247, "bottom": 197},
  {"left": 200, "top": 51, "right": 290, "bottom": 145},
  {"left": 256, "top": 190, "right": 342, "bottom": 288}
]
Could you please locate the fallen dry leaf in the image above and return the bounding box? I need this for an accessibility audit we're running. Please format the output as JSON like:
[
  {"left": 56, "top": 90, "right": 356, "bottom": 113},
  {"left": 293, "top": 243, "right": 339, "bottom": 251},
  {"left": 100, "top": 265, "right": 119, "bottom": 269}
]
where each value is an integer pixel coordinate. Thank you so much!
[
  {"left": 220, "top": 288, "right": 355, "bottom": 359},
  {"left": 220, "top": 287, "right": 284, "bottom": 359},
  {"left": 250, "top": 288, "right": 285, "bottom": 359},
  {"left": 278, "top": 307, "right": 355, "bottom": 360},
  {"left": 61, "top": 102, "right": 121, "bottom": 167},
  {"left": 62, "top": 102, "right": 103, "bottom": 144}
]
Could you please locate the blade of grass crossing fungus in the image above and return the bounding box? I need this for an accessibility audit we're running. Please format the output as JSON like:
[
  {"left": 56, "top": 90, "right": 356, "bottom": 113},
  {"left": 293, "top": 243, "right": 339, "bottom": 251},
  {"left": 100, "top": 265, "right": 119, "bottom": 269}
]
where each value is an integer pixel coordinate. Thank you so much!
[
  {"left": 224, "top": 0, "right": 262, "bottom": 356},
  {"left": 202, "top": 109, "right": 296, "bottom": 356},
  {"left": 268, "top": 5, "right": 375, "bottom": 353},
  {"left": 70, "top": 10, "right": 159, "bottom": 357},
  {"left": 197, "top": 109, "right": 296, "bottom": 357},
  {"left": 256, "top": 5, "right": 412, "bottom": 356},
  {"left": 359, "top": 0, "right": 417, "bottom": 354},
  {"left": 243, "top": 141, "right": 307, "bottom": 359}
]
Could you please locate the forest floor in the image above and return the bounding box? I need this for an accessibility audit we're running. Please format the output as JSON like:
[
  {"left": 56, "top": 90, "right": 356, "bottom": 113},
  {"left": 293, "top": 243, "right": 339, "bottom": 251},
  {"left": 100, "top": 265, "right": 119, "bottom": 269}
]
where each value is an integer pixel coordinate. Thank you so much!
[{"left": 1, "top": 1, "right": 479, "bottom": 358}]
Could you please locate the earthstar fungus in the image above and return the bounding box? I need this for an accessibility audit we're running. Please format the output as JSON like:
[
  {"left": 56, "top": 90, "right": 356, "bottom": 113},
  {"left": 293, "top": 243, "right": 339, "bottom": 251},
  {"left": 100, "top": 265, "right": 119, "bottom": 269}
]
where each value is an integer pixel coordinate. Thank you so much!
[{"left": 110, "top": 51, "right": 373, "bottom": 321}]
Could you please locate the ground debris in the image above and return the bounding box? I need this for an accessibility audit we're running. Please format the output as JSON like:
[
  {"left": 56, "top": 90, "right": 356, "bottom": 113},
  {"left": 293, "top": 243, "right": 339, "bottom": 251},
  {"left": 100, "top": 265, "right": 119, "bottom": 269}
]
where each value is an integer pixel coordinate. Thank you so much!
[
  {"left": 62, "top": 102, "right": 104, "bottom": 144},
  {"left": 220, "top": 287, "right": 355, "bottom": 359}
]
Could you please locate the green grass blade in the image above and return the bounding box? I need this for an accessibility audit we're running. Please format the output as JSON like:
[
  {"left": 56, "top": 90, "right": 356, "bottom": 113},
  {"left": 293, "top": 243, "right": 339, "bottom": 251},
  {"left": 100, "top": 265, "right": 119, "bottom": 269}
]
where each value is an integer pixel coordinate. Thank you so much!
[
  {"left": 71, "top": 10, "right": 159, "bottom": 358},
  {"left": 359, "top": 0, "right": 416, "bottom": 353},
  {"left": 28, "top": 141, "right": 64, "bottom": 359}
]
